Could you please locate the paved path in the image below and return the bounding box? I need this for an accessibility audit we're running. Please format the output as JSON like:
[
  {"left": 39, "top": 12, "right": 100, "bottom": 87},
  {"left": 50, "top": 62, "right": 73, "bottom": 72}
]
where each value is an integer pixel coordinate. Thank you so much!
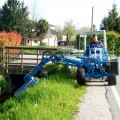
[
  {"left": 74, "top": 80, "right": 112, "bottom": 120},
  {"left": 74, "top": 58, "right": 120, "bottom": 120}
]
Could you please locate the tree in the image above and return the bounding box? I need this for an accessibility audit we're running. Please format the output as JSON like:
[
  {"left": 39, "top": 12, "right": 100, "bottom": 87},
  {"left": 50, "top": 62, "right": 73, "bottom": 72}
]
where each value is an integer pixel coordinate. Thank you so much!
[
  {"left": 100, "top": 3, "right": 119, "bottom": 32},
  {"left": 100, "top": 17, "right": 109, "bottom": 31},
  {"left": 63, "top": 20, "right": 77, "bottom": 46},
  {"left": 107, "top": 3, "right": 118, "bottom": 31},
  {"left": 56, "top": 25, "right": 63, "bottom": 41},
  {"left": 0, "top": 0, "right": 30, "bottom": 37},
  {"left": 115, "top": 16, "right": 120, "bottom": 33},
  {"left": 27, "top": 20, "right": 38, "bottom": 41},
  {"left": 79, "top": 26, "right": 90, "bottom": 34},
  {"left": 36, "top": 18, "right": 49, "bottom": 45}
]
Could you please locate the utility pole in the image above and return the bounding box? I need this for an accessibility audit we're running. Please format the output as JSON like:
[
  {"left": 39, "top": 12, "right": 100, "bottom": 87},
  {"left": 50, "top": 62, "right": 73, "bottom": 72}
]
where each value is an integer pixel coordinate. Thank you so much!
[
  {"left": 91, "top": 7, "right": 94, "bottom": 31},
  {"left": 78, "top": 22, "right": 80, "bottom": 51},
  {"left": 113, "top": 0, "right": 115, "bottom": 4},
  {"left": 78, "top": 22, "right": 79, "bottom": 31},
  {"left": 32, "top": 0, "right": 35, "bottom": 21}
]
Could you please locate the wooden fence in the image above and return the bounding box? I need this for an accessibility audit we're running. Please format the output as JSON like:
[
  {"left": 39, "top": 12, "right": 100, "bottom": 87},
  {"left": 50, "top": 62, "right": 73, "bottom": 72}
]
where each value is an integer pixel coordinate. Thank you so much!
[{"left": 0, "top": 46, "right": 57, "bottom": 75}]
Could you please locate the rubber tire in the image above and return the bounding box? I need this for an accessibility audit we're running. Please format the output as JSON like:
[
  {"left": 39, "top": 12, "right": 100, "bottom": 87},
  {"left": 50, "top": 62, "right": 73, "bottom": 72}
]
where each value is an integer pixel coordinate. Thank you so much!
[
  {"left": 77, "top": 67, "right": 85, "bottom": 85},
  {"left": 108, "top": 75, "right": 116, "bottom": 85}
]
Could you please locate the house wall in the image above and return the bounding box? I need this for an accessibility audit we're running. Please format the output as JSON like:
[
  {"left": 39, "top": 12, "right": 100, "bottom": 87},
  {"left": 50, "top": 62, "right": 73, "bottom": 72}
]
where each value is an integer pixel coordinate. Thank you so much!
[
  {"left": 22, "top": 24, "right": 58, "bottom": 47},
  {"left": 62, "top": 36, "right": 67, "bottom": 41},
  {"left": 24, "top": 38, "right": 40, "bottom": 46},
  {"left": 23, "top": 36, "right": 57, "bottom": 47},
  {"left": 43, "top": 35, "right": 57, "bottom": 47}
]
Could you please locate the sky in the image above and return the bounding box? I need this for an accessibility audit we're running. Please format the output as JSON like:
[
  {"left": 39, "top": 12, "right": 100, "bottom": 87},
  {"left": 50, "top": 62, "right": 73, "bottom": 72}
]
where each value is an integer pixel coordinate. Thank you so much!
[{"left": 0, "top": 0, "right": 120, "bottom": 30}]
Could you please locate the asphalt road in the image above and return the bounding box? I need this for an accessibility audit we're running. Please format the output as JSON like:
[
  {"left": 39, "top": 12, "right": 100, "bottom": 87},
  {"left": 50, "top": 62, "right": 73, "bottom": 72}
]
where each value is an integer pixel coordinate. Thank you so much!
[
  {"left": 74, "top": 80, "right": 113, "bottom": 120},
  {"left": 74, "top": 58, "right": 120, "bottom": 120},
  {"left": 106, "top": 58, "right": 120, "bottom": 120},
  {"left": 74, "top": 76, "right": 120, "bottom": 120},
  {"left": 106, "top": 75, "right": 120, "bottom": 120}
]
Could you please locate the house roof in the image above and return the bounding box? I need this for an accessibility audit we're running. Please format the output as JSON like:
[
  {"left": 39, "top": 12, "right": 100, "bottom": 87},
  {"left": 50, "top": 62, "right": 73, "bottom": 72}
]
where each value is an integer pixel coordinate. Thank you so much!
[{"left": 50, "top": 29, "right": 56, "bottom": 35}]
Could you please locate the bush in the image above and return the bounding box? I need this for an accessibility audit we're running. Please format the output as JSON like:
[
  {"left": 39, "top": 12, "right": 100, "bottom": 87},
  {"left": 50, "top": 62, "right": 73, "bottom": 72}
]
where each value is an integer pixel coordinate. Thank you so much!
[
  {"left": 0, "top": 31, "right": 22, "bottom": 58},
  {"left": 0, "top": 31, "right": 22, "bottom": 47},
  {"left": 107, "top": 31, "right": 120, "bottom": 55}
]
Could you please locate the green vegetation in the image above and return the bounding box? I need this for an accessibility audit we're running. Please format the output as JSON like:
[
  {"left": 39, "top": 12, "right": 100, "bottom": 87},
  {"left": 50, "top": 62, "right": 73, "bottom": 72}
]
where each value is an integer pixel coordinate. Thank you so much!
[
  {"left": 0, "top": 76, "right": 8, "bottom": 92},
  {"left": 0, "top": 64, "right": 86, "bottom": 120},
  {"left": 23, "top": 49, "right": 38, "bottom": 54},
  {"left": 0, "top": 0, "right": 30, "bottom": 37},
  {"left": 107, "top": 31, "right": 120, "bottom": 55},
  {"left": 100, "top": 3, "right": 120, "bottom": 33},
  {"left": 36, "top": 18, "right": 49, "bottom": 45}
]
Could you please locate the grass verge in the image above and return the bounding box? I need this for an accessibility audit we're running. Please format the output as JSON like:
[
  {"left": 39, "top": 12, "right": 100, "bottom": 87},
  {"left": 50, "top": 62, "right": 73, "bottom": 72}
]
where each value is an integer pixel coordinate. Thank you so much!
[
  {"left": 0, "top": 76, "right": 8, "bottom": 92},
  {"left": 0, "top": 64, "right": 86, "bottom": 120}
]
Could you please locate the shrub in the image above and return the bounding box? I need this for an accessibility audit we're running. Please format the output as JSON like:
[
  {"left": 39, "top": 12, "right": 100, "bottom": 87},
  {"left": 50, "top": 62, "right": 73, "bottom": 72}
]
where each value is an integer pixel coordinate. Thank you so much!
[
  {"left": 0, "top": 31, "right": 22, "bottom": 58},
  {"left": 107, "top": 31, "right": 120, "bottom": 55},
  {"left": 0, "top": 31, "right": 22, "bottom": 47}
]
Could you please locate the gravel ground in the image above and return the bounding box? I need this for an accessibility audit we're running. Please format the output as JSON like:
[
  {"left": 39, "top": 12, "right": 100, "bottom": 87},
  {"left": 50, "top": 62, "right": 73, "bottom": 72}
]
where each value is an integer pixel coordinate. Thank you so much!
[{"left": 73, "top": 80, "right": 112, "bottom": 120}]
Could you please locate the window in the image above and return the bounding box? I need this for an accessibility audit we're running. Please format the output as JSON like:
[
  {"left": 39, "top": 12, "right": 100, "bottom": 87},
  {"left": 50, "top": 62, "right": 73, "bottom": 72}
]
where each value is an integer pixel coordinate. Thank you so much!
[{"left": 34, "top": 40, "right": 38, "bottom": 43}]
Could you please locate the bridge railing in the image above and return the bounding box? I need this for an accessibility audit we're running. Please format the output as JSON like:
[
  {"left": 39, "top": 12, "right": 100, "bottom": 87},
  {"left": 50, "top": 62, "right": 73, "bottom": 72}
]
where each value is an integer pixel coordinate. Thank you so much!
[{"left": 0, "top": 46, "right": 57, "bottom": 74}]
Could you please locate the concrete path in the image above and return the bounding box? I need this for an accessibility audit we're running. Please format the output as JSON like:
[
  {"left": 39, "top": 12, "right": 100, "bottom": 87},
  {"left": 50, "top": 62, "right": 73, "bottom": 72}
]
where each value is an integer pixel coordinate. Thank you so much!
[{"left": 74, "top": 80, "right": 112, "bottom": 120}]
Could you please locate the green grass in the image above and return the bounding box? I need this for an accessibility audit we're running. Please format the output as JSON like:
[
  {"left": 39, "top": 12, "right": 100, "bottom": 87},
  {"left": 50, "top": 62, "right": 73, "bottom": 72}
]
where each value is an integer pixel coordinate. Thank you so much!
[
  {"left": 21, "top": 45, "right": 62, "bottom": 50},
  {"left": 0, "top": 64, "right": 86, "bottom": 120},
  {"left": 109, "top": 54, "right": 119, "bottom": 58}
]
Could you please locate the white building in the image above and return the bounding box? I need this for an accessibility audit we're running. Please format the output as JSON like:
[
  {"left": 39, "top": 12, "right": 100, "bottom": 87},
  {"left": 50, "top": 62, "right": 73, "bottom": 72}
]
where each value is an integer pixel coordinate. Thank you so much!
[{"left": 22, "top": 24, "right": 57, "bottom": 47}]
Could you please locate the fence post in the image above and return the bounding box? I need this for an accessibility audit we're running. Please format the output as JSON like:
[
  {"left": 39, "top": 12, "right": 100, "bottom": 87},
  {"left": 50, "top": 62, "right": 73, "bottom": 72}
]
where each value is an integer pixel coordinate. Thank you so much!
[
  {"left": 37, "top": 48, "right": 39, "bottom": 65},
  {"left": 6, "top": 47, "right": 9, "bottom": 74},
  {"left": 21, "top": 47, "right": 23, "bottom": 73}
]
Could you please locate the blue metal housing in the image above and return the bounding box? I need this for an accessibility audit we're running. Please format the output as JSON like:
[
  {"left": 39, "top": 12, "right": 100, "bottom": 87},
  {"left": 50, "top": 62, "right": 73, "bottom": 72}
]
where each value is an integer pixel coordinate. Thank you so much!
[
  {"left": 14, "top": 30, "right": 119, "bottom": 96},
  {"left": 14, "top": 47, "right": 114, "bottom": 96}
]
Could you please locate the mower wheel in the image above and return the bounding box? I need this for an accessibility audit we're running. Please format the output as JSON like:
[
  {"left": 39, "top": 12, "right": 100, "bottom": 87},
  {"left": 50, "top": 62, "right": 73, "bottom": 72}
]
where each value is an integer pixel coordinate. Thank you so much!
[
  {"left": 77, "top": 67, "right": 85, "bottom": 85},
  {"left": 108, "top": 75, "right": 116, "bottom": 85}
]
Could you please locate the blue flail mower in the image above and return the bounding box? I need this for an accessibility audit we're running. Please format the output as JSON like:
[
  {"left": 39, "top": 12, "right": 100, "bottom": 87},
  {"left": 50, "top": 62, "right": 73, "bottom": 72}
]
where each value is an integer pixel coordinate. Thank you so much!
[{"left": 14, "top": 30, "right": 119, "bottom": 96}]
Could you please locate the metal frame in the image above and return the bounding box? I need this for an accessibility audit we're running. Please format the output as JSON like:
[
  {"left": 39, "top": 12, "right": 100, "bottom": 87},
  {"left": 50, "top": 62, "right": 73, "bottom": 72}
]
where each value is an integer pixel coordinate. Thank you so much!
[
  {"left": 14, "top": 50, "right": 114, "bottom": 96},
  {"left": 13, "top": 30, "right": 118, "bottom": 96},
  {"left": 84, "top": 30, "right": 107, "bottom": 51}
]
